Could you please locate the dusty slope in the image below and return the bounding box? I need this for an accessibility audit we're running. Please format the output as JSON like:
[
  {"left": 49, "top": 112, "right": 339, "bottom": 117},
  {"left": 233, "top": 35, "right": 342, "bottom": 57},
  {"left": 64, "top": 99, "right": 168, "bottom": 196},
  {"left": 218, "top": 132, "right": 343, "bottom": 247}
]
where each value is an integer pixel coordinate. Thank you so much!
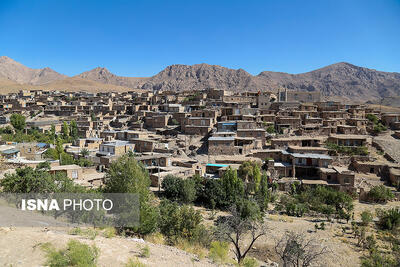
[{"left": 0, "top": 227, "right": 216, "bottom": 267}]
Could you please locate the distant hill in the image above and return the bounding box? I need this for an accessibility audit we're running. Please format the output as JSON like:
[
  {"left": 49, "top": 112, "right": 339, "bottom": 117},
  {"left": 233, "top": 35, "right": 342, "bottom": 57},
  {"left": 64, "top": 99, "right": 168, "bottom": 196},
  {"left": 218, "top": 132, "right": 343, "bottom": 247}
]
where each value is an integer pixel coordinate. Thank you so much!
[
  {"left": 0, "top": 56, "right": 66, "bottom": 85},
  {"left": 77, "top": 67, "right": 147, "bottom": 89},
  {"left": 1, "top": 56, "right": 399, "bottom": 103},
  {"left": 143, "top": 62, "right": 400, "bottom": 102}
]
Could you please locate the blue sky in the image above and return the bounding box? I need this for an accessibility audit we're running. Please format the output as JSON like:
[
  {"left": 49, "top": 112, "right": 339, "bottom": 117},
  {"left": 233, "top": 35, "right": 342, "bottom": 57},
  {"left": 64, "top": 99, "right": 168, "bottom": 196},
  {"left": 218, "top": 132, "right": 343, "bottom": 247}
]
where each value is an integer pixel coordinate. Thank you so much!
[{"left": 0, "top": 0, "right": 399, "bottom": 77}]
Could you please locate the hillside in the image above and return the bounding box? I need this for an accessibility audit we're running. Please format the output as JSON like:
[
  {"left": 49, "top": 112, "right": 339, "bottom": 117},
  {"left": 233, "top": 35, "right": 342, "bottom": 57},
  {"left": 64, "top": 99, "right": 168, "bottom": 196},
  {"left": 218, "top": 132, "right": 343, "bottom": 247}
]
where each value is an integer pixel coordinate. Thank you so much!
[
  {"left": 77, "top": 67, "right": 147, "bottom": 89},
  {"left": 0, "top": 56, "right": 66, "bottom": 85},
  {"left": 1, "top": 55, "right": 400, "bottom": 102},
  {"left": 143, "top": 63, "right": 400, "bottom": 102}
]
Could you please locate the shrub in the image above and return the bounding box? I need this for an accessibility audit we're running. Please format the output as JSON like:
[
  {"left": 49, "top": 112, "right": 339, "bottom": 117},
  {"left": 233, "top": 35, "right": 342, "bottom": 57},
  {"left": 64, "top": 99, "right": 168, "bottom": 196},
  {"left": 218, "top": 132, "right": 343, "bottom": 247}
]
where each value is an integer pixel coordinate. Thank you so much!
[
  {"left": 367, "top": 185, "right": 394, "bottom": 203},
  {"left": 102, "top": 227, "right": 117, "bottom": 238},
  {"left": 161, "top": 175, "right": 182, "bottom": 201},
  {"left": 125, "top": 257, "right": 147, "bottom": 267},
  {"left": 361, "top": 210, "right": 373, "bottom": 226},
  {"left": 144, "top": 232, "right": 165, "bottom": 245},
  {"left": 209, "top": 241, "right": 229, "bottom": 264},
  {"left": 377, "top": 207, "right": 400, "bottom": 230},
  {"left": 241, "top": 257, "right": 258, "bottom": 267},
  {"left": 41, "top": 240, "right": 99, "bottom": 267},
  {"left": 139, "top": 245, "right": 150, "bottom": 258}
]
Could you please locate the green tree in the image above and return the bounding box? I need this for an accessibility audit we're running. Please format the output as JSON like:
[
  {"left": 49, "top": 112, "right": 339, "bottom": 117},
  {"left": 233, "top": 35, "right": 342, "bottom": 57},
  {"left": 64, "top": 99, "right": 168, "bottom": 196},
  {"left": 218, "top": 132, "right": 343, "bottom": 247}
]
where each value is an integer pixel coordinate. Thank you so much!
[
  {"left": 158, "top": 200, "right": 203, "bottom": 243},
  {"left": 62, "top": 121, "right": 69, "bottom": 140},
  {"left": 103, "top": 155, "right": 158, "bottom": 235},
  {"left": 10, "top": 113, "right": 26, "bottom": 132},
  {"left": 69, "top": 120, "right": 78, "bottom": 140},
  {"left": 220, "top": 167, "right": 245, "bottom": 207},
  {"left": 238, "top": 161, "right": 262, "bottom": 193},
  {"left": 255, "top": 173, "right": 272, "bottom": 211}
]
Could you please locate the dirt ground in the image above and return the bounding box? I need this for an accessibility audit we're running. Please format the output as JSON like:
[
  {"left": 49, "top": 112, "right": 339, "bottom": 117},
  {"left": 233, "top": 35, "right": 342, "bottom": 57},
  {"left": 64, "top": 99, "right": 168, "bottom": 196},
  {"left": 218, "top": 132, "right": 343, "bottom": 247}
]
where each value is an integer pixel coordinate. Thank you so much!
[{"left": 0, "top": 226, "right": 217, "bottom": 267}]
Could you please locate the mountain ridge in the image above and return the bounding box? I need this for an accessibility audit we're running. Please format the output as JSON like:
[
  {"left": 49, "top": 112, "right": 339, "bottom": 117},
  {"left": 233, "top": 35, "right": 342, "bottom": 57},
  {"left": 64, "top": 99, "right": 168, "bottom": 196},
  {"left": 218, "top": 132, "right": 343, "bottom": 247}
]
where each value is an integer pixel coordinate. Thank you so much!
[{"left": 1, "top": 56, "right": 400, "bottom": 102}]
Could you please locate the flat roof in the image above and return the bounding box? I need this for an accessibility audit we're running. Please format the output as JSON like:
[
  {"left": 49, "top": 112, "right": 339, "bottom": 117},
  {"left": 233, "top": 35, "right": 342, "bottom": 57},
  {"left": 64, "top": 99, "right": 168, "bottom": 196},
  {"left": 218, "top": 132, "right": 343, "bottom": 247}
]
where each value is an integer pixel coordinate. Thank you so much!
[
  {"left": 208, "top": 136, "right": 235, "bottom": 141},
  {"left": 206, "top": 163, "right": 229, "bottom": 168},
  {"left": 50, "top": 164, "right": 82, "bottom": 171}
]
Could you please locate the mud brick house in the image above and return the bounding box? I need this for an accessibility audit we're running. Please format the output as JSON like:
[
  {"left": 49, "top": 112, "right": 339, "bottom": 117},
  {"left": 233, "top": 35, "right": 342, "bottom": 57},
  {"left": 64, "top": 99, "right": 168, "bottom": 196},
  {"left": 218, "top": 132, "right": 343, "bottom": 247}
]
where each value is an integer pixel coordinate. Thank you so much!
[
  {"left": 277, "top": 89, "right": 321, "bottom": 103},
  {"left": 74, "top": 138, "right": 102, "bottom": 150},
  {"left": 337, "top": 125, "right": 358, "bottom": 134},
  {"left": 327, "top": 134, "right": 369, "bottom": 147},
  {"left": 97, "top": 141, "right": 134, "bottom": 157},
  {"left": 191, "top": 109, "right": 219, "bottom": 123},
  {"left": 49, "top": 164, "right": 82, "bottom": 180},
  {"left": 130, "top": 139, "right": 156, "bottom": 153},
  {"left": 26, "top": 120, "right": 61, "bottom": 133},
  {"left": 276, "top": 116, "right": 301, "bottom": 131},
  {"left": 271, "top": 136, "right": 324, "bottom": 149},
  {"left": 381, "top": 113, "right": 400, "bottom": 130},
  {"left": 208, "top": 136, "right": 254, "bottom": 155},
  {"left": 160, "top": 104, "right": 184, "bottom": 113},
  {"left": 319, "top": 166, "right": 355, "bottom": 189},
  {"left": 16, "top": 142, "right": 48, "bottom": 160},
  {"left": 236, "top": 128, "right": 266, "bottom": 148},
  {"left": 136, "top": 154, "right": 171, "bottom": 167},
  {"left": 183, "top": 117, "right": 214, "bottom": 136},
  {"left": 144, "top": 114, "right": 169, "bottom": 129}
]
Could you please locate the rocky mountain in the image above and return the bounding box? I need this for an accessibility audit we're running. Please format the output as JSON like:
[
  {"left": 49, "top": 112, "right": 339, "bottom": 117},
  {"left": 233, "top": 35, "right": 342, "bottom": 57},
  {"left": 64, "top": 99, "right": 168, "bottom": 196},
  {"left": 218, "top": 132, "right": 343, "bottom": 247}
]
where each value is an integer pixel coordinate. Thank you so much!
[
  {"left": 142, "top": 62, "right": 400, "bottom": 102},
  {"left": 0, "top": 55, "right": 399, "bottom": 102},
  {"left": 77, "top": 67, "right": 147, "bottom": 89},
  {"left": 256, "top": 62, "right": 400, "bottom": 101},
  {"left": 0, "top": 56, "right": 66, "bottom": 85},
  {"left": 141, "top": 64, "right": 257, "bottom": 91}
]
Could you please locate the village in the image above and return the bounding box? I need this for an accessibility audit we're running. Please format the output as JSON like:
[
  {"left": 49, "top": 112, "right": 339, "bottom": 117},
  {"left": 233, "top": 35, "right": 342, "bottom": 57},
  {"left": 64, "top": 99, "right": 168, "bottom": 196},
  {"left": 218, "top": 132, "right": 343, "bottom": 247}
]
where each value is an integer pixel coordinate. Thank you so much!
[
  {"left": 1, "top": 88, "right": 400, "bottom": 267},
  {"left": 0, "top": 88, "right": 399, "bottom": 196}
]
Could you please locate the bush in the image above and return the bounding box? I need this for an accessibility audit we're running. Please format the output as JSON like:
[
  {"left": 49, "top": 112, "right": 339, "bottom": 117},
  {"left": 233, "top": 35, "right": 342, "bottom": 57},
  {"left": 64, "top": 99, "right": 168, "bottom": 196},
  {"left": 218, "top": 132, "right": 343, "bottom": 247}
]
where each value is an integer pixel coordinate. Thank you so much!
[
  {"left": 144, "top": 232, "right": 165, "bottom": 245},
  {"left": 125, "top": 257, "right": 147, "bottom": 267},
  {"left": 377, "top": 207, "right": 400, "bottom": 231},
  {"left": 41, "top": 240, "right": 99, "bottom": 267},
  {"left": 361, "top": 210, "right": 373, "bottom": 226},
  {"left": 139, "top": 245, "right": 150, "bottom": 258},
  {"left": 367, "top": 185, "right": 394, "bottom": 203},
  {"left": 209, "top": 241, "right": 229, "bottom": 264},
  {"left": 241, "top": 257, "right": 258, "bottom": 267}
]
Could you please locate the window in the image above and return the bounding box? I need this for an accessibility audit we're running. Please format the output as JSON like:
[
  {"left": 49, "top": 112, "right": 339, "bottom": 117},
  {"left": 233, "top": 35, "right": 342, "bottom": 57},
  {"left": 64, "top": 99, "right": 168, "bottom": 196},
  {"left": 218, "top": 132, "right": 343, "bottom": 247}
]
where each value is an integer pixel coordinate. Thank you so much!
[
  {"left": 72, "top": 170, "right": 78, "bottom": 179},
  {"left": 344, "top": 178, "right": 350, "bottom": 184}
]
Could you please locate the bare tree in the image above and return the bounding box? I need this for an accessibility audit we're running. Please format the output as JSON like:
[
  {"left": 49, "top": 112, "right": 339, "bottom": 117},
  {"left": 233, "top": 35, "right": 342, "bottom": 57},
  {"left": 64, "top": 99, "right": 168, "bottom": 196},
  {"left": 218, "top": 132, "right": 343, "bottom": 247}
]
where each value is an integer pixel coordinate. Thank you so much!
[
  {"left": 275, "top": 231, "right": 330, "bottom": 267},
  {"left": 215, "top": 205, "right": 268, "bottom": 264}
]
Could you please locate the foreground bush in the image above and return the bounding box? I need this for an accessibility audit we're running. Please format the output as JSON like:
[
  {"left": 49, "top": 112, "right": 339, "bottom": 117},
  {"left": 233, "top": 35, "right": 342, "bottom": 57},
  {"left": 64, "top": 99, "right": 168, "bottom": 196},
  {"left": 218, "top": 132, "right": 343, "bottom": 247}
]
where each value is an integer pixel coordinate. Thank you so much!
[
  {"left": 41, "top": 240, "right": 99, "bottom": 267},
  {"left": 377, "top": 207, "right": 400, "bottom": 230},
  {"left": 367, "top": 185, "right": 394, "bottom": 203}
]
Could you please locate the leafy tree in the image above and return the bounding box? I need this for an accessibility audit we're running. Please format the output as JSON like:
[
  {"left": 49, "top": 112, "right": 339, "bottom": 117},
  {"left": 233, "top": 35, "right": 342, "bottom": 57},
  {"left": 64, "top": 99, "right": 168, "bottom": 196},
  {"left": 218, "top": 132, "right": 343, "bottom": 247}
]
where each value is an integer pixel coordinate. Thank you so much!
[
  {"left": 255, "top": 173, "right": 272, "bottom": 211},
  {"left": 69, "top": 120, "right": 78, "bottom": 140},
  {"left": 238, "top": 161, "right": 262, "bottom": 193},
  {"left": 62, "top": 121, "right": 69, "bottom": 140},
  {"left": 220, "top": 167, "right": 245, "bottom": 207},
  {"left": 36, "top": 161, "right": 51, "bottom": 170},
  {"left": 158, "top": 200, "right": 203, "bottom": 243},
  {"left": 366, "top": 114, "right": 379, "bottom": 124},
  {"left": 10, "top": 113, "right": 26, "bottom": 132},
  {"left": 103, "top": 155, "right": 158, "bottom": 235},
  {"left": 50, "top": 124, "right": 56, "bottom": 143},
  {"left": 201, "top": 178, "right": 226, "bottom": 208},
  {"left": 60, "top": 153, "right": 74, "bottom": 165},
  {"left": 0, "top": 166, "right": 84, "bottom": 193},
  {"left": 161, "top": 175, "right": 182, "bottom": 201}
]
